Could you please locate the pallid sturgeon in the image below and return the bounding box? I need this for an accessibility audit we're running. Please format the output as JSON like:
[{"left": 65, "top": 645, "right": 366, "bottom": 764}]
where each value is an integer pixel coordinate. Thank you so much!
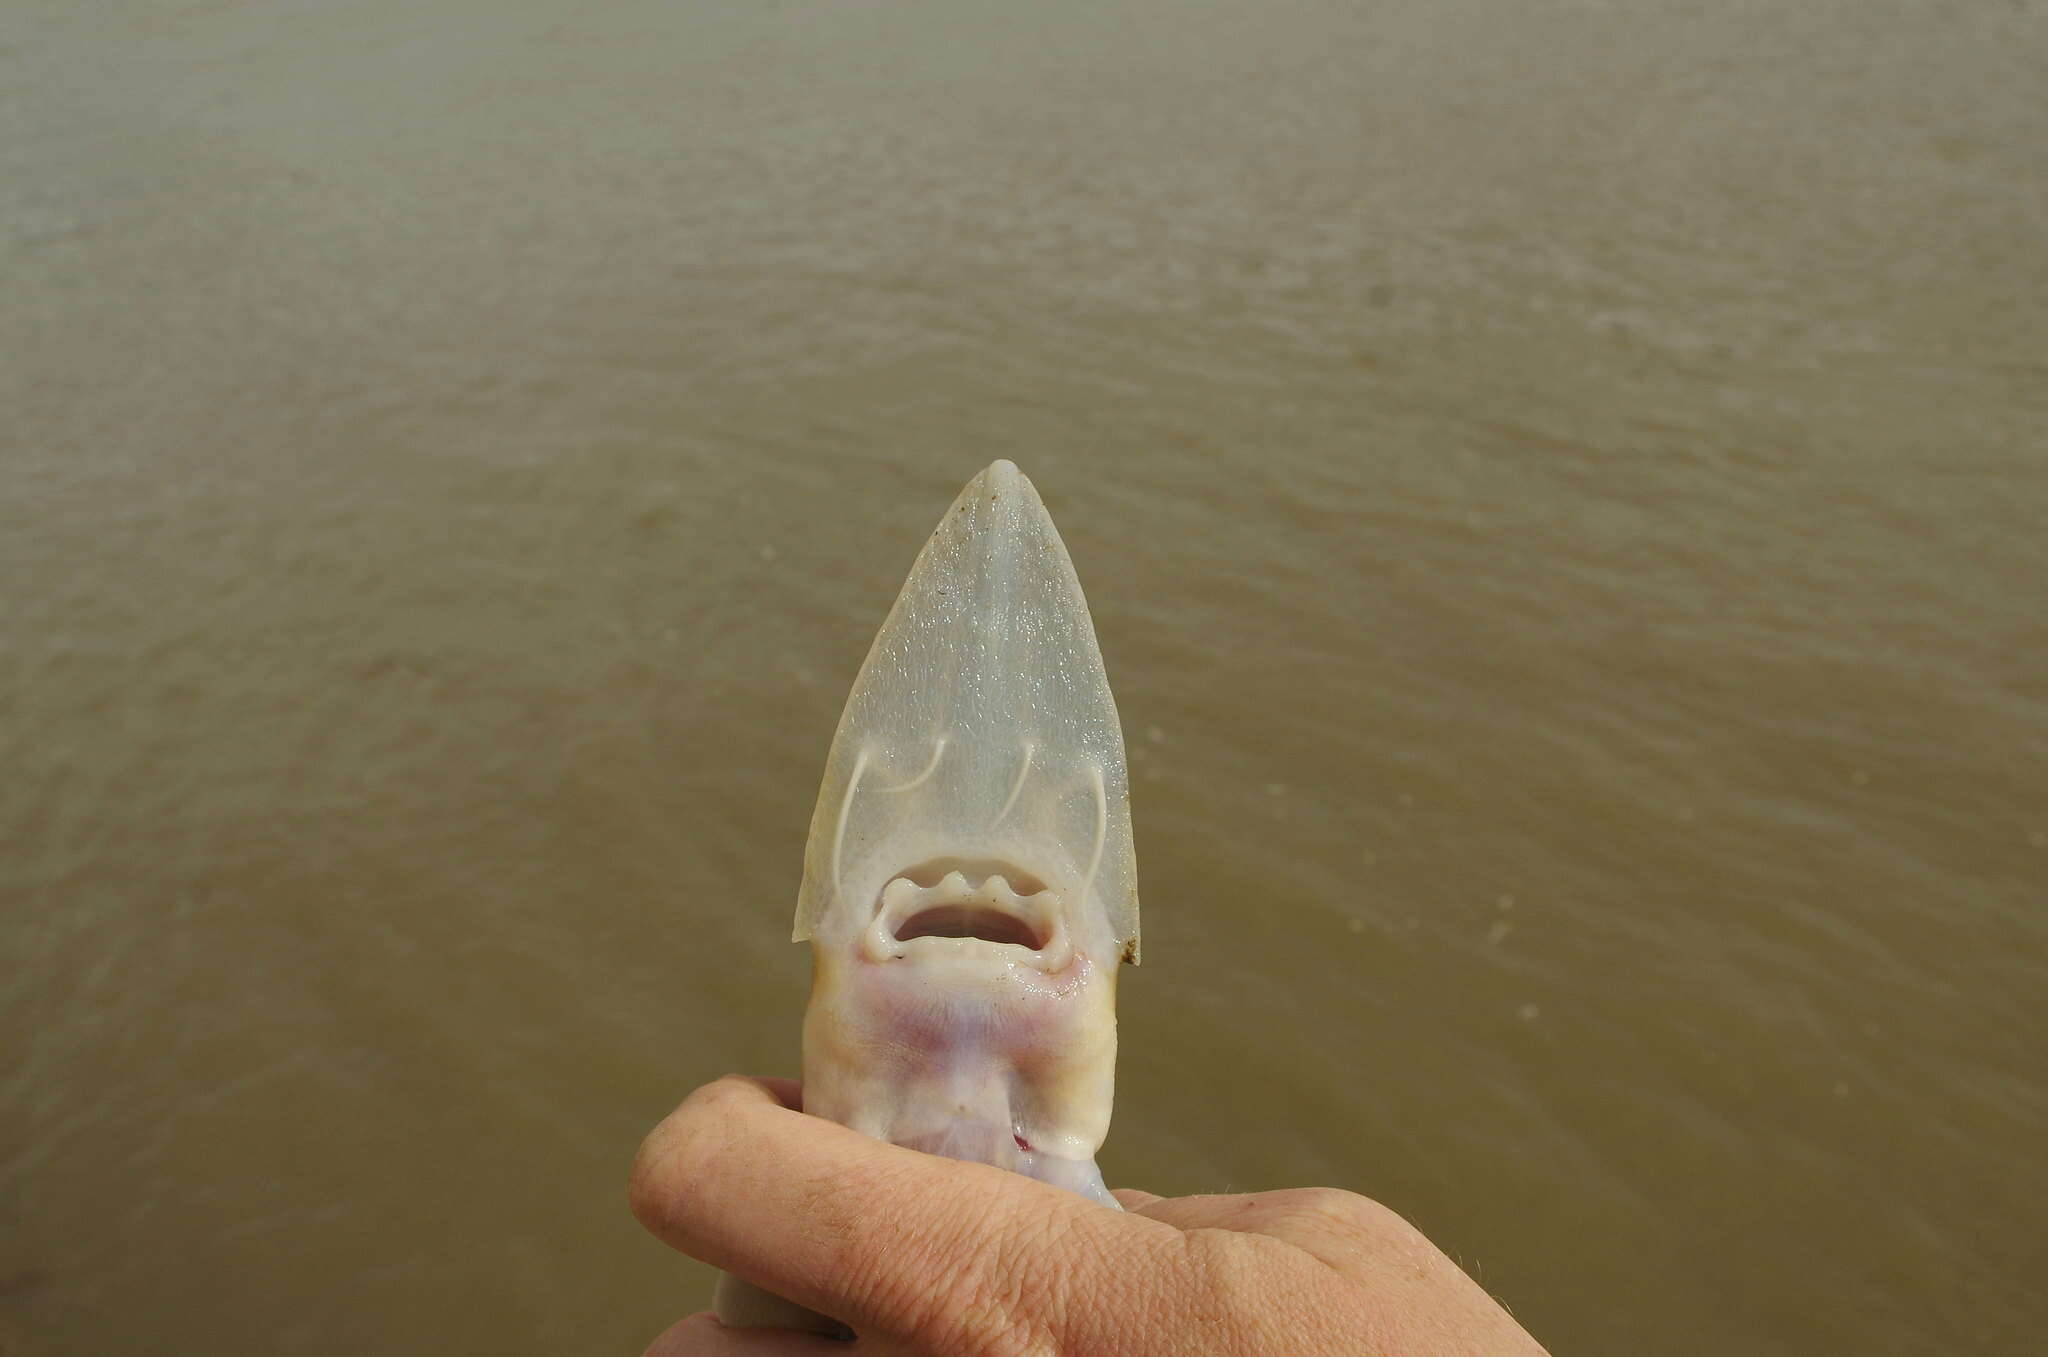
[{"left": 716, "top": 460, "right": 1139, "bottom": 1332}]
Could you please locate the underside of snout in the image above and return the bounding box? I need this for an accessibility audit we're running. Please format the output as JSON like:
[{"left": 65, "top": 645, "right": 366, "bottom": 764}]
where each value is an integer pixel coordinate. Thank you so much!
[{"left": 794, "top": 460, "right": 1138, "bottom": 965}]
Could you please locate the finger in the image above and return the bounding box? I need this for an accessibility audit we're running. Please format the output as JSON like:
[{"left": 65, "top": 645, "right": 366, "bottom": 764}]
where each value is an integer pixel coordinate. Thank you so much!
[
  {"left": 642, "top": 1312, "right": 847, "bottom": 1355},
  {"left": 1124, "top": 1188, "right": 1404, "bottom": 1270},
  {"left": 630, "top": 1076, "right": 1159, "bottom": 1346},
  {"left": 1110, "top": 1187, "right": 1163, "bottom": 1210},
  {"left": 754, "top": 1076, "right": 803, "bottom": 1111}
]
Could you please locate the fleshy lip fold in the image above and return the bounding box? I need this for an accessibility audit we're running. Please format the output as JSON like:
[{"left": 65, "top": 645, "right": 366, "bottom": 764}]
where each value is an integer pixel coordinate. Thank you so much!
[{"left": 795, "top": 460, "right": 1139, "bottom": 964}]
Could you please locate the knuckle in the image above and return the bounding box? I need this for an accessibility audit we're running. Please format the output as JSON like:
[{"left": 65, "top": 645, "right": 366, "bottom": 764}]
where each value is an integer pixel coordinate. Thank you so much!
[
  {"left": 1174, "top": 1228, "right": 1294, "bottom": 1348},
  {"left": 1265, "top": 1186, "right": 1405, "bottom": 1240},
  {"left": 688, "top": 1072, "right": 760, "bottom": 1116},
  {"left": 785, "top": 1160, "right": 981, "bottom": 1346},
  {"left": 626, "top": 1125, "right": 689, "bottom": 1232},
  {"left": 881, "top": 1188, "right": 1089, "bottom": 1357},
  {"left": 1279, "top": 1186, "right": 1375, "bottom": 1224},
  {"left": 912, "top": 1232, "right": 1041, "bottom": 1351},
  {"left": 968, "top": 1209, "right": 1069, "bottom": 1352},
  {"left": 1335, "top": 1193, "right": 1432, "bottom": 1256},
  {"left": 627, "top": 1079, "right": 755, "bottom": 1232}
]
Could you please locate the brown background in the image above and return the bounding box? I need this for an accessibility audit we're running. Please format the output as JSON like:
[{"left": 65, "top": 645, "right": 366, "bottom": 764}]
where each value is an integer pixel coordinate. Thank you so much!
[{"left": 5, "top": 2, "right": 2045, "bottom": 1352}]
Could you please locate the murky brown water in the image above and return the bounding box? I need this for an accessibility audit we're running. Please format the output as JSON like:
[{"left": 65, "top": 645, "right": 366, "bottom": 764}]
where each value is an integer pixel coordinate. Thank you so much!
[{"left": 6, "top": 1, "right": 2046, "bottom": 1352}]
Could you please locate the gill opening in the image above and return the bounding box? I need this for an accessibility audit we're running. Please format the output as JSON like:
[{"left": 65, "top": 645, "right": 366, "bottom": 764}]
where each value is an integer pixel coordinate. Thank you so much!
[
  {"left": 835, "top": 739, "right": 950, "bottom": 898},
  {"left": 832, "top": 747, "right": 870, "bottom": 899},
  {"left": 992, "top": 741, "right": 1035, "bottom": 827},
  {"left": 1075, "top": 763, "right": 1107, "bottom": 913},
  {"left": 875, "top": 738, "right": 949, "bottom": 794}
]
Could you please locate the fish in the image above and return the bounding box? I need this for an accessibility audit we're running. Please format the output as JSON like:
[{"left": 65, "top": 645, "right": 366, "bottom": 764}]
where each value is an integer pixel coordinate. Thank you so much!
[{"left": 715, "top": 459, "right": 1139, "bottom": 1332}]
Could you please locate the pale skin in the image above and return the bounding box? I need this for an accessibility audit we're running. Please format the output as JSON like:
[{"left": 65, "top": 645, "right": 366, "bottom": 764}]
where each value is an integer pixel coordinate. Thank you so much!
[{"left": 629, "top": 1076, "right": 1550, "bottom": 1356}]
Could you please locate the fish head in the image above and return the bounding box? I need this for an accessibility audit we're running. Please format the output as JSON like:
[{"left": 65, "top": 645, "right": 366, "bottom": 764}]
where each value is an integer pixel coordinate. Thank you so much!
[
  {"left": 792, "top": 461, "right": 1136, "bottom": 1189},
  {"left": 795, "top": 459, "right": 1138, "bottom": 976}
]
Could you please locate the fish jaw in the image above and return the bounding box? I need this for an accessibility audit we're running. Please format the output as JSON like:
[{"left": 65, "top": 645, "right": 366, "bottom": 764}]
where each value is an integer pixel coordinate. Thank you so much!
[{"left": 794, "top": 460, "right": 1135, "bottom": 1204}]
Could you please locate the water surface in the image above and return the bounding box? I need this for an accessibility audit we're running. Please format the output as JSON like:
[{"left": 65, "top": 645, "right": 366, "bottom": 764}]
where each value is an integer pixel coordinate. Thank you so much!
[{"left": 5, "top": 2, "right": 2046, "bottom": 1353}]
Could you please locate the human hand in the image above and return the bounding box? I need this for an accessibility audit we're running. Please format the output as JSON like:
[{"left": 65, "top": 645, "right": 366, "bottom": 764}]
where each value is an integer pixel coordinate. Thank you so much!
[{"left": 630, "top": 1076, "right": 1548, "bottom": 1355}]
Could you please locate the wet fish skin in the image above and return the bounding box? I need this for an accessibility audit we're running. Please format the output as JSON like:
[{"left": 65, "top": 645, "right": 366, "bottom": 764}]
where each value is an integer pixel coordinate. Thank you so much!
[
  {"left": 714, "top": 461, "right": 1138, "bottom": 1330},
  {"left": 801, "top": 864, "right": 1122, "bottom": 1202},
  {"left": 801, "top": 459, "right": 1136, "bottom": 1200}
]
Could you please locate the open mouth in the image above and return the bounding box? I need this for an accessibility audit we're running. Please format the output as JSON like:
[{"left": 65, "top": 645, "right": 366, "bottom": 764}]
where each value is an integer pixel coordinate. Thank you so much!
[
  {"left": 868, "top": 859, "right": 1063, "bottom": 960},
  {"left": 894, "top": 904, "right": 1048, "bottom": 949}
]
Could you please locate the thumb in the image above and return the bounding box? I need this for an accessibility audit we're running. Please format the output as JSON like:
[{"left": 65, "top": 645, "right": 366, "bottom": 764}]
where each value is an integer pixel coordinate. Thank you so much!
[{"left": 629, "top": 1076, "right": 1154, "bottom": 1346}]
